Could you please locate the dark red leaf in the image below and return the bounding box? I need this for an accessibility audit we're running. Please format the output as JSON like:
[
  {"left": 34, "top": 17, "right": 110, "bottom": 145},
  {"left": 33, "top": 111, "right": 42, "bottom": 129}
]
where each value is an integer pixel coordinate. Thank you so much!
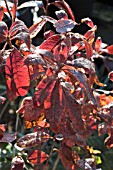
[
  {"left": 106, "top": 45, "right": 113, "bottom": 55},
  {"left": 33, "top": 77, "right": 56, "bottom": 107},
  {"left": 55, "top": 9, "right": 68, "bottom": 20},
  {"left": 0, "top": 96, "right": 6, "bottom": 104},
  {"left": 28, "top": 150, "right": 48, "bottom": 165},
  {"left": 81, "top": 17, "right": 95, "bottom": 28},
  {"left": 54, "top": 19, "right": 76, "bottom": 33},
  {"left": 70, "top": 70, "right": 97, "bottom": 106},
  {"left": 52, "top": 0, "right": 75, "bottom": 21},
  {"left": 5, "top": 48, "right": 30, "bottom": 101},
  {"left": 53, "top": 42, "right": 68, "bottom": 63},
  {"left": 0, "top": 6, "right": 4, "bottom": 21},
  {"left": 84, "top": 26, "right": 97, "bottom": 41},
  {"left": 16, "top": 132, "right": 49, "bottom": 149},
  {"left": 39, "top": 34, "right": 61, "bottom": 51},
  {"left": 38, "top": 49, "right": 55, "bottom": 64},
  {"left": 0, "top": 21, "right": 8, "bottom": 43},
  {"left": 11, "top": 156, "right": 24, "bottom": 170},
  {"left": 29, "top": 18, "right": 47, "bottom": 38},
  {"left": 108, "top": 71, "right": 113, "bottom": 82}
]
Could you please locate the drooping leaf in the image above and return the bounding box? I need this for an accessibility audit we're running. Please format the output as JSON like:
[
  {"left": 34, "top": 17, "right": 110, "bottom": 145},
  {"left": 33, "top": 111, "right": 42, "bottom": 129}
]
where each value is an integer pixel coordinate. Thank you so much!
[
  {"left": 39, "top": 34, "right": 61, "bottom": 51},
  {"left": 29, "top": 18, "right": 47, "bottom": 38},
  {"left": 28, "top": 150, "right": 48, "bottom": 165},
  {"left": 5, "top": 48, "right": 30, "bottom": 101},
  {"left": 70, "top": 70, "right": 97, "bottom": 106},
  {"left": 16, "top": 132, "right": 49, "bottom": 149},
  {"left": 54, "top": 19, "right": 76, "bottom": 33},
  {"left": 17, "top": 1, "right": 44, "bottom": 10},
  {"left": 0, "top": 21, "right": 8, "bottom": 43},
  {"left": 0, "top": 6, "right": 4, "bottom": 21},
  {"left": 24, "top": 53, "right": 46, "bottom": 66},
  {"left": 52, "top": 0, "right": 75, "bottom": 21},
  {"left": 11, "top": 156, "right": 24, "bottom": 170},
  {"left": 72, "top": 57, "right": 95, "bottom": 75},
  {"left": 81, "top": 18, "right": 95, "bottom": 28}
]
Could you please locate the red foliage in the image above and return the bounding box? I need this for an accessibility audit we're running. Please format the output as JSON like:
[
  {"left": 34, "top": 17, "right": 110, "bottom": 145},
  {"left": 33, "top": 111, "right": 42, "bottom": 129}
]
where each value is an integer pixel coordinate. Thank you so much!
[{"left": 0, "top": 0, "right": 113, "bottom": 169}]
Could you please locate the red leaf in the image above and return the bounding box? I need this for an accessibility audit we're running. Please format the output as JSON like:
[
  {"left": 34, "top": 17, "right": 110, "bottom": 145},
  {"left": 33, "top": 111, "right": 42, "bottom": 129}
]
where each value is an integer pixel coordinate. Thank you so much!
[
  {"left": 0, "top": 21, "right": 8, "bottom": 43},
  {"left": 29, "top": 18, "right": 47, "bottom": 38},
  {"left": 0, "top": 124, "right": 6, "bottom": 139},
  {"left": 33, "top": 77, "right": 56, "bottom": 107},
  {"left": 44, "top": 30, "right": 55, "bottom": 39},
  {"left": 28, "top": 150, "right": 48, "bottom": 165},
  {"left": 11, "top": 156, "right": 24, "bottom": 170},
  {"left": 5, "top": 48, "right": 30, "bottom": 101},
  {"left": 53, "top": 42, "right": 68, "bottom": 63},
  {"left": 52, "top": 0, "right": 75, "bottom": 21},
  {"left": 11, "top": 0, "right": 18, "bottom": 22},
  {"left": 83, "top": 39, "right": 93, "bottom": 59},
  {"left": 39, "top": 34, "right": 61, "bottom": 51},
  {"left": 109, "top": 71, "right": 113, "bottom": 82},
  {"left": 106, "top": 45, "right": 113, "bottom": 54},
  {"left": 0, "top": 6, "right": 4, "bottom": 21},
  {"left": 81, "top": 17, "right": 94, "bottom": 28},
  {"left": 16, "top": 132, "right": 49, "bottom": 149},
  {"left": 54, "top": 19, "right": 76, "bottom": 33},
  {"left": 95, "top": 37, "right": 102, "bottom": 52}
]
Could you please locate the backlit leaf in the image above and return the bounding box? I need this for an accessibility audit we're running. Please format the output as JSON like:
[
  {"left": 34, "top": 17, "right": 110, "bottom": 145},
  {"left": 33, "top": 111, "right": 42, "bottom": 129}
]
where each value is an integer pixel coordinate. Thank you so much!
[
  {"left": 95, "top": 37, "right": 102, "bottom": 52},
  {"left": 0, "top": 6, "right": 4, "bottom": 21},
  {"left": 55, "top": 10, "right": 68, "bottom": 20},
  {"left": 0, "top": 124, "right": 6, "bottom": 139},
  {"left": 5, "top": 48, "right": 30, "bottom": 101},
  {"left": 39, "top": 34, "right": 61, "bottom": 51},
  {"left": 0, "top": 96, "right": 6, "bottom": 104},
  {"left": 28, "top": 150, "right": 48, "bottom": 165},
  {"left": 81, "top": 18, "right": 94, "bottom": 28},
  {"left": 109, "top": 71, "right": 113, "bottom": 82},
  {"left": 17, "top": 1, "right": 44, "bottom": 10},
  {"left": 106, "top": 45, "right": 113, "bottom": 55},
  {"left": 29, "top": 18, "right": 47, "bottom": 38}
]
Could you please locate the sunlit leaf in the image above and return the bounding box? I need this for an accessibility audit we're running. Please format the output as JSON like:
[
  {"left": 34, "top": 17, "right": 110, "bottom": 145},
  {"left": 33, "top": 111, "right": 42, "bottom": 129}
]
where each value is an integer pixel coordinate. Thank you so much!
[
  {"left": 54, "top": 19, "right": 76, "bottom": 33},
  {"left": 11, "top": 156, "right": 24, "bottom": 170},
  {"left": 5, "top": 48, "right": 30, "bottom": 100}
]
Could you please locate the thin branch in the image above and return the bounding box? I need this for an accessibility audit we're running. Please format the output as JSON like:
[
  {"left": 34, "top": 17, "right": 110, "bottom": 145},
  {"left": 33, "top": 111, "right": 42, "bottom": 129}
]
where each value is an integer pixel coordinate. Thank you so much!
[
  {"left": 52, "top": 156, "right": 59, "bottom": 170},
  {"left": 4, "top": 0, "right": 12, "bottom": 20},
  {"left": 0, "top": 100, "right": 10, "bottom": 120}
]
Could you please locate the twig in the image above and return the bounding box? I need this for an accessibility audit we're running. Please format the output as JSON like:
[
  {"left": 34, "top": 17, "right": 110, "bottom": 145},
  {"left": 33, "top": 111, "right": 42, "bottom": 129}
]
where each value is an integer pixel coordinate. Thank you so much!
[
  {"left": 4, "top": 0, "right": 12, "bottom": 20},
  {"left": 0, "top": 100, "right": 9, "bottom": 120},
  {"left": 52, "top": 156, "right": 59, "bottom": 170}
]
